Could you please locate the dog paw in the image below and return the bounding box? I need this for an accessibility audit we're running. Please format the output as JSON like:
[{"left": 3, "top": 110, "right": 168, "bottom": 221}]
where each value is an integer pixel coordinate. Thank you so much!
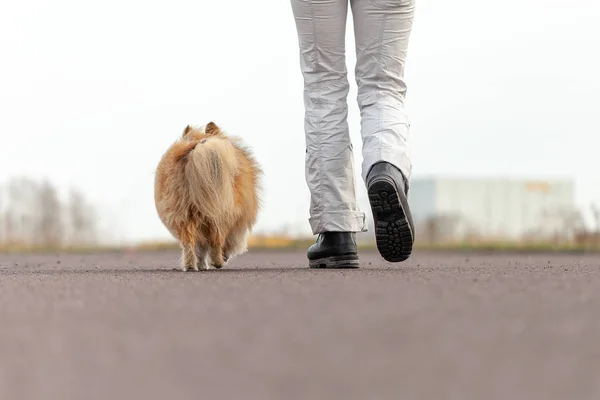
[
  {"left": 197, "top": 262, "right": 210, "bottom": 271},
  {"left": 211, "top": 258, "right": 228, "bottom": 269}
]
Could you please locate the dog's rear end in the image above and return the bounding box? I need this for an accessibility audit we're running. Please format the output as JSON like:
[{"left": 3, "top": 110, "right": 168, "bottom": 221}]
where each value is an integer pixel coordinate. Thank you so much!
[{"left": 154, "top": 122, "right": 261, "bottom": 271}]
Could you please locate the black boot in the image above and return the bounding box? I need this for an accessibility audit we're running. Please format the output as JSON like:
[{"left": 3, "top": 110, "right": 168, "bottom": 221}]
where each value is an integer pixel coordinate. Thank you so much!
[
  {"left": 307, "top": 232, "right": 359, "bottom": 268},
  {"left": 366, "top": 162, "right": 415, "bottom": 262}
]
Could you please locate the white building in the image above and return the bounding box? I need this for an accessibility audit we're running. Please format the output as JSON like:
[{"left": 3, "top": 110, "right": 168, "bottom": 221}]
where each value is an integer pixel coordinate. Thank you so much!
[{"left": 404, "top": 177, "right": 576, "bottom": 243}]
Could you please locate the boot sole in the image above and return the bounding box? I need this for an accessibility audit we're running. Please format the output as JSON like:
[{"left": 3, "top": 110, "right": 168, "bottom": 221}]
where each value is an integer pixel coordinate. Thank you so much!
[
  {"left": 309, "top": 254, "right": 360, "bottom": 269},
  {"left": 368, "top": 178, "right": 414, "bottom": 262}
]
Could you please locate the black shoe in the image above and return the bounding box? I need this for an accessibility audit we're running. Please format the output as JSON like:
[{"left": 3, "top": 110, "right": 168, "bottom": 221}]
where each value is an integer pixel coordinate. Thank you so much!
[
  {"left": 307, "top": 232, "right": 360, "bottom": 268},
  {"left": 366, "top": 162, "right": 415, "bottom": 262}
]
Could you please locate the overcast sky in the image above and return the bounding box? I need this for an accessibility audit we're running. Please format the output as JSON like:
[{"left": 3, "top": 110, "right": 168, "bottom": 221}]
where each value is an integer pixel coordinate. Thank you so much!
[{"left": 1, "top": 0, "right": 599, "bottom": 243}]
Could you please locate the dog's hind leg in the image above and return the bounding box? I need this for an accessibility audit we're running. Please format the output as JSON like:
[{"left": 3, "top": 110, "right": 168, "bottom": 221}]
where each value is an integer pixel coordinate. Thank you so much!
[
  {"left": 209, "top": 246, "right": 225, "bottom": 269},
  {"left": 195, "top": 243, "right": 210, "bottom": 270},
  {"left": 223, "top": 227, "right": 250, "bottom": 263},
  {"left": 206, "top": 226, "right": 226, "bottom": 269},
  {"left": 179, "top": 223, "right": 201, "bottom": 271},
  {"left": 181, "top": 242, "right": 198, "bottom": 271}
]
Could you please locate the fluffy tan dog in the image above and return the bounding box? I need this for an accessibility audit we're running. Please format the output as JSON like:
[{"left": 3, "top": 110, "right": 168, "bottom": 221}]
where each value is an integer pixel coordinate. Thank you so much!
[{"left": 154, "top": 122, "right": 261, "bottom": 271}]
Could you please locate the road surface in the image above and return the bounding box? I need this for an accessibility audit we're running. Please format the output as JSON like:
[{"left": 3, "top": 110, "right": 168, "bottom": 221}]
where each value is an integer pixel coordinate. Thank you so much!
[{"left": 1, "top": 249, "right": 599, "bottom": 399}]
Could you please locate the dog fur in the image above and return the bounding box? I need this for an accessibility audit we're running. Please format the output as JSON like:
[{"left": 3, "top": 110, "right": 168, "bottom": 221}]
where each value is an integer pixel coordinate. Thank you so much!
[{"left": 154, "top": 122, "right": 261, "bottom": 271}]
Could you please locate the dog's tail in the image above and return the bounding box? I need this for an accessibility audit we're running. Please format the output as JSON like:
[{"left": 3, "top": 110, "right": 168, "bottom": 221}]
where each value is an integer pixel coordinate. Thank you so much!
[{"left": 184, "top": 136, "right": 238, "bottom": 221}]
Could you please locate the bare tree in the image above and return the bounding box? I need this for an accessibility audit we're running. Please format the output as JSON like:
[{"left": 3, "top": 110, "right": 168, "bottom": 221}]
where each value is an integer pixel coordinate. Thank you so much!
[
  {"left": 67, "top": 187, "right": 98, "bottom": 246},
  {"left": 4, "top": 177, "right": 36, "bottom": 246},
  {"left": 35, "top": 179, "right": 65, "bottom": 248},
  {"left": 0, "top": 177, "right": 100, "bottom": 250}
]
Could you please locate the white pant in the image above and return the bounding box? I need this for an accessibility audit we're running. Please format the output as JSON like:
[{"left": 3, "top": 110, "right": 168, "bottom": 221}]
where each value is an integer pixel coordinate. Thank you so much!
[{"left": 291, "top": 0, "right": 415, "bottom": 234}]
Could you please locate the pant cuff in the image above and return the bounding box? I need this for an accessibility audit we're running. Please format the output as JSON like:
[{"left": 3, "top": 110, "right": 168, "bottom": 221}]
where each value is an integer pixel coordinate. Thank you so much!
[{"left": 309, "top": 211, "right": 367, "bottom": 234}]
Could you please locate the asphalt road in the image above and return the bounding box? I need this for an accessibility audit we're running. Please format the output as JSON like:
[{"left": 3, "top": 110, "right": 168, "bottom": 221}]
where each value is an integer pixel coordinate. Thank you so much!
[{"left": 1, "top": 249, "right": 599, "bottom": 400}]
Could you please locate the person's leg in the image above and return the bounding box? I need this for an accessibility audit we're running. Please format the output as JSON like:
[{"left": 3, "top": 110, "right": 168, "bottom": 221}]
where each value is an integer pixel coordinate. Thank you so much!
[
  {"left": 291, "top": 0, "right": 364, "bottom": 268},
  {"left": 290, "top": 0, "right": 366, "bottom": 235},
  {"left": 351, "top": 0, "right": 416, "bottom": 262}
]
